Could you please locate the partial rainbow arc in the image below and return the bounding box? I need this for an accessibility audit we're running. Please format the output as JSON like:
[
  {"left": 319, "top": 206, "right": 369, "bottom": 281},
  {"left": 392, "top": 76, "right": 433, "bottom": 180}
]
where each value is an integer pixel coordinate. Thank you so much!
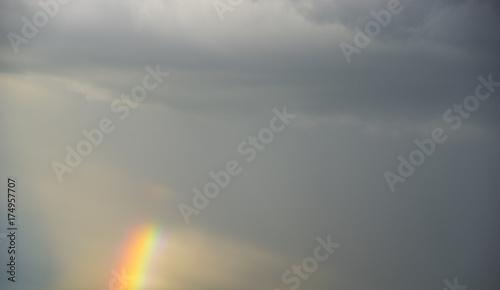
[{"left": 115, "top": 224, "right": 168, "bottom": 290}]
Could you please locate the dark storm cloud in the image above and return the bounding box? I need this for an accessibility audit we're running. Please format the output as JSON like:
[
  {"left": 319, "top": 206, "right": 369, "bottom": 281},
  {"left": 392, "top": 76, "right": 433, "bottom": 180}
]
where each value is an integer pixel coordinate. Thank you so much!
[{"left": 1, "top": 0, "right": 499, "bottom": 125}]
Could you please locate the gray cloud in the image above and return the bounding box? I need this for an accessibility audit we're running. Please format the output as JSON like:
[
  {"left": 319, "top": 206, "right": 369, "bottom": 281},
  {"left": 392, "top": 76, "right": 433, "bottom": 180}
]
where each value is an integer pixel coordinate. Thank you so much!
[{"left": 0, "top": 0, "right": 499, "bottom": 289}]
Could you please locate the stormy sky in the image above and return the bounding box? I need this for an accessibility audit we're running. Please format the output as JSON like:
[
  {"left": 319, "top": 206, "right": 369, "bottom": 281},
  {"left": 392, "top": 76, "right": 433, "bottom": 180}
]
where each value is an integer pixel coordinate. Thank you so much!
[{"left": 0, "top": 0, "right": 499, "bottom": 289}]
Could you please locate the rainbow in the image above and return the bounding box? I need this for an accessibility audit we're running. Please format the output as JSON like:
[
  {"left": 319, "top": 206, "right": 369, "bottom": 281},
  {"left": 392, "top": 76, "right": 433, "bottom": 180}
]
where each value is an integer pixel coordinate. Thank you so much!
[{"left": 113, "top": 224, "right": 168, "bottom": 290}]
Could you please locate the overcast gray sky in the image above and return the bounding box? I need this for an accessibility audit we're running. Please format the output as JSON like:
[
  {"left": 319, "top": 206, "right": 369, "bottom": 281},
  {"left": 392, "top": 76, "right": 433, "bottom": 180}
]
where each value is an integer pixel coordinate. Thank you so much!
[{"left": 0, "top": 0, "right": 499, "bottom": 289}]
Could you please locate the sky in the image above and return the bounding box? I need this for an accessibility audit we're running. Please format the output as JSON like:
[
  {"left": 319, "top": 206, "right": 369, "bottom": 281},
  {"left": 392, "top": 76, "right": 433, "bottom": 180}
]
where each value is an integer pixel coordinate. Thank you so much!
[{"left": 0, "top": 0, "right": 499, "bottom": 289}]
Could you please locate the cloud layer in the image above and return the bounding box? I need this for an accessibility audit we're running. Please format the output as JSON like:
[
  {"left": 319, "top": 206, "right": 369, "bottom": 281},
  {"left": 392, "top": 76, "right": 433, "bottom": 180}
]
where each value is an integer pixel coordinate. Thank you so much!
[{"left": 1, "top": 0, "right": 499, "bottom": 289}]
